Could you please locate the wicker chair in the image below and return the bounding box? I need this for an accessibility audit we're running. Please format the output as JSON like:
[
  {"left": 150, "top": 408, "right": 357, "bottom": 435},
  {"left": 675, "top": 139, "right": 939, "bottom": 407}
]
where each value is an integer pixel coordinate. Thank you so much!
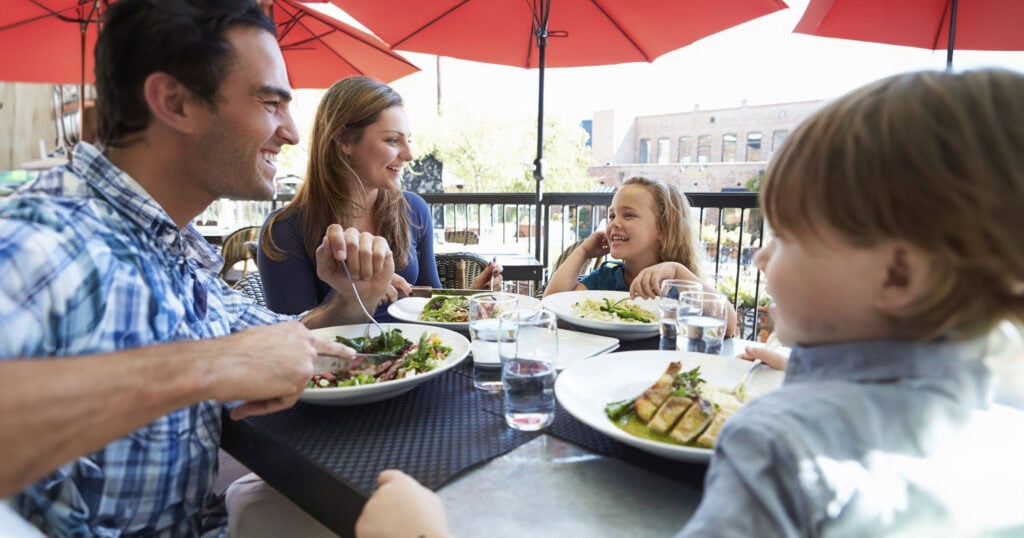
[
  {"left": 219, "top": 226, "right": 260, "bottom": 284},
  {"left": 232, "top": 271, "right": 266, "bottom": 307},
  {"left": 536, "top": 239, "right": 606, "bottom": 296},
  {"left": 444, "top": 230, "right": 480, "bottom": 245},
  {"left": 435, "top": 252, "right": 489, "bottom": 289}
]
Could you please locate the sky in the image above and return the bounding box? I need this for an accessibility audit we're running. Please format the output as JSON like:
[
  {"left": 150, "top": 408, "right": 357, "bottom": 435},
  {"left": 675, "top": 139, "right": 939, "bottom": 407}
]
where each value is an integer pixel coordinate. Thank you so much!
[{"left": 312, "top": 0, "right": 1024, "bottom": 128}]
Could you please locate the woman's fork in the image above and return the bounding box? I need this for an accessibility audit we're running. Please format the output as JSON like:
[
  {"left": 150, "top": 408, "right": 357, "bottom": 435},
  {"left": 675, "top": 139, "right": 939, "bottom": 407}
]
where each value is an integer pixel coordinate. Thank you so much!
[{"left": 340, "top": 261, "right": 386, "bottom": 337}]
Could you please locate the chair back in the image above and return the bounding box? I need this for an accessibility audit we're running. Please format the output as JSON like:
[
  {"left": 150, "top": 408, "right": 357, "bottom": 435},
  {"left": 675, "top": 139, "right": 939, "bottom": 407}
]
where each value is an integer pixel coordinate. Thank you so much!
[
  {"left": 536, "top": 239, "right": 605, "bottom": 296},
  {"left": 435, "top": 252, "right": 489, "bottom": 289},
  {"left": 232, "top": 271, "right": 266, "bottom": 307},
  {"left": 219, "top": 226, "right": 260, "bottom": 283},
  {"left": 444, "top": 230, "right": 480, "bottom": 245}
]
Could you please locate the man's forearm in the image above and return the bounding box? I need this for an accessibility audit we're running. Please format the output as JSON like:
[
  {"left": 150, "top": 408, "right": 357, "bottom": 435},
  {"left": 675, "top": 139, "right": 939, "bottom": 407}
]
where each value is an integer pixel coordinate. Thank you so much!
[{"left": 0, "top": 343, "right": 211, "bottom": 497}]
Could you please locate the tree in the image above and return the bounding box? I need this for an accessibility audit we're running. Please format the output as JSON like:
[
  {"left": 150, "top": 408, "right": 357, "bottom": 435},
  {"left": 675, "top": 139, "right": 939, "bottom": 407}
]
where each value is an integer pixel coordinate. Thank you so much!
[{"left": 418, "top": 105, "right": 593, "bottom": 193}]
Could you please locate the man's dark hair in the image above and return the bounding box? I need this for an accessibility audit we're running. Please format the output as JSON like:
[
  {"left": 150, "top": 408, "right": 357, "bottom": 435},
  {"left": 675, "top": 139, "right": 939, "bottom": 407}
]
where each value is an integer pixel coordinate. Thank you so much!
[{"left": 95, "top": 0, "right": 275, "bottom": 147}]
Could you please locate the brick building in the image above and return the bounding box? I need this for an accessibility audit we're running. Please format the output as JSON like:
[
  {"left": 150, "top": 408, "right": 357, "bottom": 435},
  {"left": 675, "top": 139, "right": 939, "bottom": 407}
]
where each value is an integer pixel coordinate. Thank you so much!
[{"left": 587, "top": 99, "right": 825, "bottom": 192}]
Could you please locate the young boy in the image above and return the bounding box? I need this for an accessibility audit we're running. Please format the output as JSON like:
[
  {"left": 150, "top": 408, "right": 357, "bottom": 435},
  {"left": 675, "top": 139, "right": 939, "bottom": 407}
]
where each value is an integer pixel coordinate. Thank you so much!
[{"left": 354, "top": 68, "right": 1024, "bottom": 537}]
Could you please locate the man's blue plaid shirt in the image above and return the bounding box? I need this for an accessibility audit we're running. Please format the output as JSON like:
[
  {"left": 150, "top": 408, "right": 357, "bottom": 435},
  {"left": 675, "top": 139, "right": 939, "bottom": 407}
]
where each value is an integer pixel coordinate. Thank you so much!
[{"left": 0, "top": 143, "right": 289, "bottom": 536}]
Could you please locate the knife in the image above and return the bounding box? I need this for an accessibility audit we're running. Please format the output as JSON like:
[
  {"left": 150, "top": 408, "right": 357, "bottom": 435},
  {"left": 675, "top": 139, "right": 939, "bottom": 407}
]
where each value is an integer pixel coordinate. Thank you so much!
[{"left": 409, "top": 287, "right": 482, "bottom": 298}]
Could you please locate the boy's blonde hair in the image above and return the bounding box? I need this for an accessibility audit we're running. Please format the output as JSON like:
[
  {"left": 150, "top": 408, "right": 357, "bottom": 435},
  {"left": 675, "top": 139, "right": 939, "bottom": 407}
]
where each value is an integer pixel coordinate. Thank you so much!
[
  {"left": 621, "top": 176, "right": 703, "bottom": 279},
  {"left": 762, "top": 69, "right": 1024, "bottom": 340}
]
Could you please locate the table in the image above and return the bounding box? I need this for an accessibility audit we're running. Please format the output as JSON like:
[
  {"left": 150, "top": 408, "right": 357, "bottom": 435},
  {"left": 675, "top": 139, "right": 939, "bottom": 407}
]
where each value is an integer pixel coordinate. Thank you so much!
[
  {"left": 434, "top": 243, "right": 545, "bottom": 284},
  {"left": 192, "top": 225, "right": 236, "bottom": 246},
  {"left": 220, "top": 337, "right": 750, "bottom": 537}
]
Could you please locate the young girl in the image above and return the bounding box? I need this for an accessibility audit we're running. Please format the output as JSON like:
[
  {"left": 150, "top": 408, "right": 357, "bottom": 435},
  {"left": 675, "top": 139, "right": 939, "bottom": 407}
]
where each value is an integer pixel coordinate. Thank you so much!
[
  {"left": 544, "top": 176, "right": 704, "bottom": 297},
  {"left": 353, "top": 68, "right": 1024, "bottom": 537},
  {"left": 258, "top": 77, "right": 499, "bottom": 320},
  {"left": 544, "top": 175, "right": 735, "bottom": 334}
]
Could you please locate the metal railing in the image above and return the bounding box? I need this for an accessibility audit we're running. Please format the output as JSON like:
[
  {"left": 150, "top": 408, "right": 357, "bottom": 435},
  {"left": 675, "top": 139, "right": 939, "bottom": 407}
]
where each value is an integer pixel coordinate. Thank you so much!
[
  {"left": 422, "top": 191, "right": 771, "bottom": 341},
  {"left": 194, "top": 191, "right": 772, "bottom": 341}
]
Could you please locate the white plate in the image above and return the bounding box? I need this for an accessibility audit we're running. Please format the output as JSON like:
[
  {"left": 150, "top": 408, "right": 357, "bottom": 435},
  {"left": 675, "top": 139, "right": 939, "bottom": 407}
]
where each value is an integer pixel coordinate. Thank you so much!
[
  {"left": 387, "top": 294, "right": 542, "bottom": 331},
  {"left": 542, "top": 290, "right": 661, "bottom": 341},
  {"left": 555, "top": 328, "right": 619, "bottom": 370},
  {"left": 555, "top": 350, "right": 784, "bottom": 462},
  {"left": 301, "top": 323, "right": 470, "bottom": 406}
]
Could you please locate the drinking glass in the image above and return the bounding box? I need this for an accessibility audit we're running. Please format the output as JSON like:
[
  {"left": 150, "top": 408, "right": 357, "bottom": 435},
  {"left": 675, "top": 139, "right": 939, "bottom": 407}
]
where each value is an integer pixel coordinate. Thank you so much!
[
  {"left": 677, "top": 291, "right": 730, "bottom": 355},
  {"left": 657, "top": 279, "right": 702, "bottom": 351},
  {"left": 498, "top": 309, "right": 558, "bottom": 431},
  {"left": 468, "top": 292, "right": 519, "bottom": 391}
]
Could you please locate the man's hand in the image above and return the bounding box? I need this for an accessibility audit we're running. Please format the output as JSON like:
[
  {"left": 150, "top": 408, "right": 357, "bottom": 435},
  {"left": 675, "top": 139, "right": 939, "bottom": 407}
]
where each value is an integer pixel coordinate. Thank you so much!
[{"left": 206, "top": 321, "right": 354, "bottom": 420}]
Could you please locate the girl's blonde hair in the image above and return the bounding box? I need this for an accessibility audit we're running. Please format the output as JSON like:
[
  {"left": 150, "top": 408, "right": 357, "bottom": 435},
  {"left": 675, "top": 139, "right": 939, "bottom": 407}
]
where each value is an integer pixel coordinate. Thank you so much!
[
  {"left": 261, "top": 76, "right": 411, "bottom": 268},
  {"left": 621, "top": 176, "right": 702, "bottom": 279},
  {"left": 762, "top": 68, "right": 1024, "bottom": 340}
]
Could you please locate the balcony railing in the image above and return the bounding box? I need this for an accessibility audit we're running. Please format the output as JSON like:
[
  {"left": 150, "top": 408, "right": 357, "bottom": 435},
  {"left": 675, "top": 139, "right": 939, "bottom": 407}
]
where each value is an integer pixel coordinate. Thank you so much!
[
  {"left": 422, "top": 191, "right": 771, "bottom": 341},
  {"left": 194, "top": 191, "right": 772, "bottom": 341}
]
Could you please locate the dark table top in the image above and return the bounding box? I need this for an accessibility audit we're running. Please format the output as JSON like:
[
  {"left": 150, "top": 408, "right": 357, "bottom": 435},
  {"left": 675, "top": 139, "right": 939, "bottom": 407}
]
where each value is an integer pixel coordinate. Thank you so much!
[{"left": 219, "top": 333, "right": 744, "bottom": 536}]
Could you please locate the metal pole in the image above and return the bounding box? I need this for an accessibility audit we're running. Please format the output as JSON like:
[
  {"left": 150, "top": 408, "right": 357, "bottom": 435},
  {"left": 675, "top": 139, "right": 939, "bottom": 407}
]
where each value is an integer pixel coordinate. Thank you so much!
[
  {"left": 945, "top": 0, "right": 958, "bottom": 71},
  {"left": 533, "top": 24, "right": 547, "bottom": 261}
]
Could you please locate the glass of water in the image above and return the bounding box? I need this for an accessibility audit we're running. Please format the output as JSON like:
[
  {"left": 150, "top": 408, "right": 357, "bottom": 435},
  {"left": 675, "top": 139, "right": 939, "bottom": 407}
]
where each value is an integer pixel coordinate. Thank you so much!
[
  {"left": 468, "top": 292, "right": 519, "bottom": 391},
  {"left": 498, "top": 309, "right": 558, "bottom": 431},
  {"left": 677, "top": 291, "right": 730, "bottom": 355},
  {"left": 657, "top": 279, "right": 702, "bottom": 351}
]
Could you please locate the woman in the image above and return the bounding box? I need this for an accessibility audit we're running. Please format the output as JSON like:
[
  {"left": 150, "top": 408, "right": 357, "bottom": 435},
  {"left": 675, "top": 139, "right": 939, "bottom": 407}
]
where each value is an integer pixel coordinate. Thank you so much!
[{"left": 259, "top": 76, "right": 499, "bottom": 320}]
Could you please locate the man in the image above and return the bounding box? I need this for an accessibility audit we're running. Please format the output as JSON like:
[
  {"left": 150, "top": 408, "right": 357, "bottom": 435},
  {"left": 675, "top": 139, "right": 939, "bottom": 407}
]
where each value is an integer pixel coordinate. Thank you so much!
[{"left": 0, "top": 0, "right": 393, "bottom": 534}]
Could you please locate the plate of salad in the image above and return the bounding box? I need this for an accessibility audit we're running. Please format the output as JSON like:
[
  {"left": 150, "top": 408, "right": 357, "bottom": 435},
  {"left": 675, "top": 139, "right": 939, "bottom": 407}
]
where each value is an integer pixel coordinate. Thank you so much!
[
  {"left": 301, "top": 323, "right": 470, "bottom": 406},
  {"left": 542, "top": 290, "right": 660, "bottom": 341},
  {"left": 387, "top": 295, "right": 541, "bottom": 331}
]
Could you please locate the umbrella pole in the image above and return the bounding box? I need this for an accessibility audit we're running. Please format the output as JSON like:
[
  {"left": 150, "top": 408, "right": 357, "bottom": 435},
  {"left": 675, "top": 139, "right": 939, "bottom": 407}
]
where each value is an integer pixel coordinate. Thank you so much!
[
  {"left": 945, "top": 0, "right": 958, "bottom": 71},
  {"left": 533, "top": 2, "right": 550, "bottom": 267}
]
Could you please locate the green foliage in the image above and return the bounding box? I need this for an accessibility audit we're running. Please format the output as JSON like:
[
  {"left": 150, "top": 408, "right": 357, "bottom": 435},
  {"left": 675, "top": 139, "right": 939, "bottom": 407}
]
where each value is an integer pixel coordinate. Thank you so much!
[
  {"left": 417, "top": 104, "right": 592, "bottom": 193},
  {"left": 717, "top": 275, "right": 770, "bottom": 308}
]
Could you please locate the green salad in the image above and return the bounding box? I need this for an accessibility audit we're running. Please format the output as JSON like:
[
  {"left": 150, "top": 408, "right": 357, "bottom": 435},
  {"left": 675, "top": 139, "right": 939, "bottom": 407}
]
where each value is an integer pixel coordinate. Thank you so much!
[
  {"left": 307, "top": 328, "right": 453, "bottom": 389},
  {"left": 419, "top": 295, "right": 470, "bottom": 323}
]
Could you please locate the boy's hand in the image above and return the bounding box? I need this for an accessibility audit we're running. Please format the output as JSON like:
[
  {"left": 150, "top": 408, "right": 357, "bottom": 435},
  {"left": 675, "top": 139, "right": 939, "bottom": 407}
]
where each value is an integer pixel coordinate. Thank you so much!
[
  {"left": 736, "top": 346, "right": 789, "bottom": 371},
  {"left": 356, "top": 470, "right": 451, "bottom": 538}
]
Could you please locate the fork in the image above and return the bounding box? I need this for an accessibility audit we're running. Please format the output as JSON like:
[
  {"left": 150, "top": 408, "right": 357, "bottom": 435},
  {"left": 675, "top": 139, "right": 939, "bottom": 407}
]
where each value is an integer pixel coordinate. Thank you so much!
[
  {"left": 340, "top": 260, "right": 386, "bottom": 337},
  {"left": 734, "top": 332, "right": 781, "bottom": 396}
]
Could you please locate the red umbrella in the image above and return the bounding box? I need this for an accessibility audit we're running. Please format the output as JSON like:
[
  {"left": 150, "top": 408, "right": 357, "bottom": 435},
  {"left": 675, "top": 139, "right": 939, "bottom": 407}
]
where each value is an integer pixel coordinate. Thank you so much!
[
  {"left": 268, "top": 0, "right": 419, "bottom": 88},
  {"left": 329, "top": 0, "right": 789, "bottom": 255},
  {"left": 0, "top": 0, "right": 418, "bottom": 87},
  {"left": 794, "top": 0, "right": 1024, "bottom": 71}
]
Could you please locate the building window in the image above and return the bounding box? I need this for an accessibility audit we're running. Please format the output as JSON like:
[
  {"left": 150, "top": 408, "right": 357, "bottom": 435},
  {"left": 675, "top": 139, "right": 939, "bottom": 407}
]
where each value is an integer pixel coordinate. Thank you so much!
[
  {"left": 772, "top": 129, "right": 789, "bottom": 152},
  {"left": 722, "top": 133, "right": 737, "bottom": 162},
  {"left": 677, "top": 136, "right": 692, "bottom": 163},
  {"left": 639, "top": 138, "right": 651, "bottom": 163},
  {"left": 657, "top": 137, "right": 670, "bottom": 164},
  {"left": 746, "top": 132, "right": 762, "bottom": 161},
  {"left": 697, "top": 135, "right": 711, "bottom": 163}
]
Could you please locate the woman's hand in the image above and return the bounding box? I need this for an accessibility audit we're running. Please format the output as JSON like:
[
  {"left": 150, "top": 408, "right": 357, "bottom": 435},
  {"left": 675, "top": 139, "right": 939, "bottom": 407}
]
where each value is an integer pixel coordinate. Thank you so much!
[
  {"left": 470, "top": 260, "right": 503, "bottom": 291},
  {"left": 387, "top": 274, "right": 412, "bottom": 303}
]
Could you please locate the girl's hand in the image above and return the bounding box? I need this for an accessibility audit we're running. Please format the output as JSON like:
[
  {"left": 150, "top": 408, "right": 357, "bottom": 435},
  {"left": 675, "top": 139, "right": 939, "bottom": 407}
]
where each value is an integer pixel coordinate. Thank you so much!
[
  {"left": 629, "top": 262, "right": 685, "bottom": 299},
  {"left": 470, "top": 261, "right": 503, "bottom": 290},
  {"left": 579, "top": 230, "right": 610, "bottom": 258}
]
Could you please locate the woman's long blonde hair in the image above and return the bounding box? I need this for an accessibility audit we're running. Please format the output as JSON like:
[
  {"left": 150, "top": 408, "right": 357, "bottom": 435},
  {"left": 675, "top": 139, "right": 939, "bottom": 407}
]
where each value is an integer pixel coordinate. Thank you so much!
[
  {"left": 261, "top": 76, "right": 411, "bottom": 268},
  {"left": 622, "top": 176, "right": 702, "bottom": 279}
]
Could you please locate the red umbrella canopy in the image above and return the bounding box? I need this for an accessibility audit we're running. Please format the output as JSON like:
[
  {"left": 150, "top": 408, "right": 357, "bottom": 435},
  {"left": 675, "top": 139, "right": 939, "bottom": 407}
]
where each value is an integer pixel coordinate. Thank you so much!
[
  {"left": 0, "top": 0, "right": 103, "bottom": 85},
  {"left": 795, "top": 0, "right": 1024, "bottom": 67},
  {"left": 0, "top": 0, "right": 417, "bottom": 87},
  {"left": 330, "top": 0, "right": 789, "bottom": 68},
  {"left": 271, "top": 0, "right": 418, "bottom": 87}
]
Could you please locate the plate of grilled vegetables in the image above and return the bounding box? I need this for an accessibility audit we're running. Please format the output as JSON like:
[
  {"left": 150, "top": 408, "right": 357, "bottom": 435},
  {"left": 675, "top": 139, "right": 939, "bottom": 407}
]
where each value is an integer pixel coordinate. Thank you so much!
[{"left": 555, "top": 350, "right": 784, "bottom": 462}]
